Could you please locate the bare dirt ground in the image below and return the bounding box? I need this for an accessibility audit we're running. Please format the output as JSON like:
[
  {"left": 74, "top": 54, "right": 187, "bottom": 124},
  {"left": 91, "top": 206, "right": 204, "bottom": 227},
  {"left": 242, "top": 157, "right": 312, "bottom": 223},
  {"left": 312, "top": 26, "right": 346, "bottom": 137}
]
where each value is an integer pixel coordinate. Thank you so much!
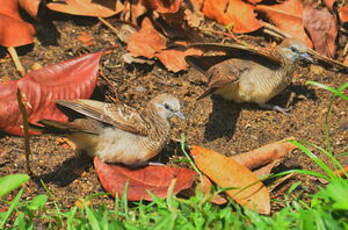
[{"left": 0, "top": 13, "right": 347, "bottom": 211}]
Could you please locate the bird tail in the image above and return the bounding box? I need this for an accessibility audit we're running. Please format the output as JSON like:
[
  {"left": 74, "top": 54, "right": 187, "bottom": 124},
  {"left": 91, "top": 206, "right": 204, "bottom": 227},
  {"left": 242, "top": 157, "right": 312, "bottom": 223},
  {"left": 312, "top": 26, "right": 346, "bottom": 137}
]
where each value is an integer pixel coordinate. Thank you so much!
[
  {"left": 196, "top": 88, "right": 216, "bottom": 100},
  {"left": 29, "top": 120, "right": 98, "bottom": 136}
]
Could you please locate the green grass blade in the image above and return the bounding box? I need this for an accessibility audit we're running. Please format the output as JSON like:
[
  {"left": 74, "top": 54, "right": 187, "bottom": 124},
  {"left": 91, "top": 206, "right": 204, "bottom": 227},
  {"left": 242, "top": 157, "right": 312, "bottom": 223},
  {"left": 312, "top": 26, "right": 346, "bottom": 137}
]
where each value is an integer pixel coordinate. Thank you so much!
[
  {"left": 306, "top": 81, "right": 348, "bottom": 101},
  {"left": 27, "top": 194, "right": 48, "bottom": 211},
  {"left": 0, "top": 188, "right": 24, "bottom": 229},
  {"left": 0, "top": 174, "right": 30, "bottom": 197},
  {"left": 290, "top": 140, "right": 335, "bottom": 178}
]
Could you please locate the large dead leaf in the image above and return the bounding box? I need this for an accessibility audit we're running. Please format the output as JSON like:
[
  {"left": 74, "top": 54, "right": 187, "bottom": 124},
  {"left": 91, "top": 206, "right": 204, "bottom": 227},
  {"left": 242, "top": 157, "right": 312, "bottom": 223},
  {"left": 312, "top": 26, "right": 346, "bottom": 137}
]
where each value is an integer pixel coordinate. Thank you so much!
[
  {"left": 256, "top": 0, "right": 313, "bottom": 48},
  {"left": 127, "top": 17, "right": 167, "bottom": 58},
  {"left": 190, "top": 145, "right": 270, "bottom": 214},
  {"left": 202, "top": 0, "right": 262, "bottom": 33},
  {"left": 303, "top": 4, "right": 337, "bottom": 58},
  {"left": 233, "top": 137, "right": 297, "bottom": 169},
  {"left": 47, "top": 0, "right": 124, "bottom": 17},
  {"left": 156, "top": 48, "right": 203, "bottom": 72},
  {"left": 94, "top": 157, "right": 196, "bottom": 200},
  {"left": 0, "top": 51, "right": 103, "bottom": 136},
  {"left": 0, "top": 0, "right": 36, "bottom": 47},
  {"left": 0, "top": 15, "right": 35, "bottom": 47},
  {"left": 196, "top": 175, "right": 228, "bottom": 205}
]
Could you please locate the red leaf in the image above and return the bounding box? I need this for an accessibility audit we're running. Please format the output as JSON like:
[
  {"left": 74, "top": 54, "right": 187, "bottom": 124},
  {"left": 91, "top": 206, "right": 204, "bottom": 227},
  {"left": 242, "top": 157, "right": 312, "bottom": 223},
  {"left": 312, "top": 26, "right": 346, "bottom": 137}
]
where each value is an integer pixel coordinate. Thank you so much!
[
  {"left": 94, "top": 157, "right": 196, "bottom": 201},
  {"left": 127, "top": 17, "right": 167, "bottom": 58},
  {"left": 256, "top": 0, "right": 313, "bottom": 48},
  {"left": 0, "top": 51, "right": 103, "bottom": 136}
]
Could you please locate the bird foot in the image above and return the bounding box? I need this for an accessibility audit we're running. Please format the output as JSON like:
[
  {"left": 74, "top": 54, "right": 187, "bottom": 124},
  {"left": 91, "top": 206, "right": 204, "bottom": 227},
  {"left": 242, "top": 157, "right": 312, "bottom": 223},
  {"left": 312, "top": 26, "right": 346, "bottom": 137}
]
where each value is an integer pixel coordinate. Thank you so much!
[{"left": 259, "top": 103, "right": 290, "bottom": 115}]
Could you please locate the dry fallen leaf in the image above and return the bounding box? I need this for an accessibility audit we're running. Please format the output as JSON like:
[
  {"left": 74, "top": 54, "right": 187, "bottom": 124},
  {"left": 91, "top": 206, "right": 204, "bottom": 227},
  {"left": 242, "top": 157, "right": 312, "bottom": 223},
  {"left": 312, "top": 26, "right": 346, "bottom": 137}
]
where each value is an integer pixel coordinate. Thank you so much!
[
  {"left": 0, "top": 51, "right": 103, "bottom": 135},
  {"left": 94, "top": 157, "right": 196, "bottom": 201},
  {"left": 47, "top": 0, "right": 124, "bottom": 17},
  {"left": 156, "top": 48, "right": 203, "bottom": 72},
  {"left": 0, "top": 0, "right": 36, "bottom": 47},
  {"left": 323, "top": 0, "right": 336, "bottom": 11},
  {"left": 77, "top": 31, "right": 96, "bottom": 46},
  {"left": 232, "top": 137, "right": 297, "bottom": 170},
  {"left": 144, "top": 0, "right": 182, "bottom": 14},
  {"left": 190, "top": 145, "right": 270, "bottom": 215},
  {"left": 196, "top": 175, "right": 228, "bottom": 205},
  {"left": 338, "top": 6, "right": 348, "bottom": 24},
  {"left": 256, "top": 0, "right": 313, "bottom": 48},
  {"left": 202, "top": 0, "right": 262, "bottom": 33},
  {"left": 127, "top": 17, "right": 167, "bottom": 59},
  {"left": 303, "top": 4, "right": 337, "bottom": 58},
  {"left": 18, "top": 0, "right": 42, "bottom": 18}
]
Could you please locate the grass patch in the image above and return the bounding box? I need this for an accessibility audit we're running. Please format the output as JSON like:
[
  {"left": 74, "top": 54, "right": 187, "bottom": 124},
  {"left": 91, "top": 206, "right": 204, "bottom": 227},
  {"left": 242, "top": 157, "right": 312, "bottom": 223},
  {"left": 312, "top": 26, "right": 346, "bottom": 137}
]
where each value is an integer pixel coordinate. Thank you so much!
[{"left": 1, "top": 81, "right": 347, "bottom": 229}]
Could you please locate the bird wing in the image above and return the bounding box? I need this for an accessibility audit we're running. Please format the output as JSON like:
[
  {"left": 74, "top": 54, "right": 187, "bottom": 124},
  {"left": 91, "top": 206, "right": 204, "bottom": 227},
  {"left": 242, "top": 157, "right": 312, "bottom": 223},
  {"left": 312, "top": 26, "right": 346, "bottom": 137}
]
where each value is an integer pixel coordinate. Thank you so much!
[
  {"left": 197, "top": 58, "right": 251, "bottom": 99},
  {"left": 55, "top": 99, "right": 149, "bottom": 136},
  {"left": 185, "top": 55, "right": 232, "bottom": 73},
  {"left": 188, "top": 42, "right": 282, "bottom": 66},
  {"left": 31, "top": 118, "right": 101, "bottom": 135}
]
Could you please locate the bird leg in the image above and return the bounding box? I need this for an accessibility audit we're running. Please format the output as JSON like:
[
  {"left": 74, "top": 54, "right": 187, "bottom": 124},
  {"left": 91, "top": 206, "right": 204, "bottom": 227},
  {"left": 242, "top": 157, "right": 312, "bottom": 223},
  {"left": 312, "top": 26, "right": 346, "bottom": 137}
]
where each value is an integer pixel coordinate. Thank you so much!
[{"left": 258, "top": 103, "right": 290, "bottom": 115}]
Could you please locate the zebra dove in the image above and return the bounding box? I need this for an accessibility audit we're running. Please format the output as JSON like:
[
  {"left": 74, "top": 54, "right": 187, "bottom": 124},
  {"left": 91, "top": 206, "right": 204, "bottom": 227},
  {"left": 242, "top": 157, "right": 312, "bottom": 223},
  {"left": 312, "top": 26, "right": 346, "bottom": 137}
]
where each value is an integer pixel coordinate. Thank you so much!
[
  {"left": 30, "top": 94, "right": 185, "bottom": 167},
  {"left": 186, "top": 38, "right": 313, "bottom": 113}
]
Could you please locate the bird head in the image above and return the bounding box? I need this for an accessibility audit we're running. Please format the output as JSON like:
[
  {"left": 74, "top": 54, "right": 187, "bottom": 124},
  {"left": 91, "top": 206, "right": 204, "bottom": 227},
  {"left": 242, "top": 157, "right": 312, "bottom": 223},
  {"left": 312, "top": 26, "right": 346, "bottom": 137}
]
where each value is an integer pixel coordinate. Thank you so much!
[
  {"left": 150, "top": 94, "right": 185, "bottom": 120},
  {"left": 278, "top": 39, "right": 313, "bottom": 64}
]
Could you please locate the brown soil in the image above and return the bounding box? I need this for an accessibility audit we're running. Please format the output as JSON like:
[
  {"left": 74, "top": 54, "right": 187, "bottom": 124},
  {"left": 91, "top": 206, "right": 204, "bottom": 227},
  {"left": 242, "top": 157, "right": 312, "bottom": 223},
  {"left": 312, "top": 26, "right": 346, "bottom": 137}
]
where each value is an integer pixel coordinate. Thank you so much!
[{"left": 0, "top": 14, "right": 347, "bottom": 211}]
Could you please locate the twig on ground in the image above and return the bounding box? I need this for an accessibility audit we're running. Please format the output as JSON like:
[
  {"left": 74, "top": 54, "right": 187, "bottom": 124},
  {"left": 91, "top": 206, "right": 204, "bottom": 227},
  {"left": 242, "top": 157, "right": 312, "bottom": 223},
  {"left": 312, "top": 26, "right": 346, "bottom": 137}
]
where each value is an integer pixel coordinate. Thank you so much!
[
  {"left": 16, "top": 89, "right": 33, "bottom": 175},
  {"left": 7, "top": 47, "right": 25, "bottom": 77}
]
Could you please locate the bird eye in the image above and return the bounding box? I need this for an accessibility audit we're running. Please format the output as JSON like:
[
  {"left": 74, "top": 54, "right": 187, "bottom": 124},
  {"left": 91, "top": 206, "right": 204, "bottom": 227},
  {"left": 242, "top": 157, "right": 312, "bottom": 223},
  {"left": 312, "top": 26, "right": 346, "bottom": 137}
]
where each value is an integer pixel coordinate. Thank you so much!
[
  {"left": 290, "top": 46, "right": 298, "bottom": 52},
  {"left": 164, "top": 103, "right": 170, "bottom": 110}
]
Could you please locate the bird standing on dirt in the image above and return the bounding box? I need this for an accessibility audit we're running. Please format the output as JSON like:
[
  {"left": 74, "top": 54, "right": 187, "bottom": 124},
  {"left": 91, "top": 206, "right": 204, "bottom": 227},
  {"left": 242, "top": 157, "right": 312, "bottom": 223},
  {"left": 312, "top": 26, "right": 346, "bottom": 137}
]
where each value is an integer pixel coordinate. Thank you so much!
[
  {"left": 30, "top": 94, "right": 185, "bottom": 167},
  {"left": 186, "top": 38, "right": 313, "bottom": 113}
]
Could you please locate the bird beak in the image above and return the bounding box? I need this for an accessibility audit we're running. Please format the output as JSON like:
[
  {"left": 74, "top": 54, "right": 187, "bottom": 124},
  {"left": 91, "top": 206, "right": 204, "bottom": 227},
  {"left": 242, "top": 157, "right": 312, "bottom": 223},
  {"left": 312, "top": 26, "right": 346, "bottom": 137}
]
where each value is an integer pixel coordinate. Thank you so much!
[
  {"left": 175, "top": 111, "right": 185, "bottom": 120},
  {"left": 300, "top": 52, "right": 313, "bottom": 63}
]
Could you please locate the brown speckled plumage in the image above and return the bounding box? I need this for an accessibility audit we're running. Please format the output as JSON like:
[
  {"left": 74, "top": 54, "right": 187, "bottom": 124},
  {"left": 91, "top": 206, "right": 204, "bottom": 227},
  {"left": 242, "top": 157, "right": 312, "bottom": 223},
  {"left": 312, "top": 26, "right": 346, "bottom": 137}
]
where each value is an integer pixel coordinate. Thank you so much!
[
  {"left": 186, "top": 38, "right": 313, "bottom": 113},
  {"left": 30, "top": 94, "right": 184, "bottom": 167}
]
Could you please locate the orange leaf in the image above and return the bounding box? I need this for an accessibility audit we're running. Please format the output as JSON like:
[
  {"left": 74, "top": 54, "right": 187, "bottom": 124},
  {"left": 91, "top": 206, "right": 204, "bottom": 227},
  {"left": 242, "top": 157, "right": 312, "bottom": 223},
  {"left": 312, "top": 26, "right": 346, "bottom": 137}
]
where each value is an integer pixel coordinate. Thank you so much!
[
  {"left": 190, "top": 145, "right": 270, "bottom": 214},
  {"left": 127, "top": 17, "right": 167, "bottom": 58},
  {"left": 143, "top": 0, "right": 182, "bottom": 14},
  {"left": 156, "top": 48, "right": 203, "bottom": 72},
  {"left": 77, "top": 31, "right": 96, "bottom": 46},
  {"left": 256, "top": 0, "right": 313, "bottom": 48},
  {"left": 323, "top": 0, "right": 336, "bottom": 11},
  {"left": 202, "top": 0, "right": 262, "bottom": 33},
  {"left": 232, "top": 137, "right": 297, "bottom": 170},
  {"left": 47, "top": 0, "right": 124, "bottom": 18},
  {"left": 0, "top": 0, "right": 21, "bottom": 19},
  {"left": 0, "top": 0, "right": 36, "bottom": 47},
  {"left": 94, "top": 157, "right": 196, "bottom": 201},
  {"left": 245, "top": 0, "right": 262, "bottom": 4},
  {"left": 196, "top": 175, "right": 228, "bottom": 205},
  {"left": 0, "top": 15, "right": 35, "bottom": 47},
  {"left": 18, "top": 0, "right": 42, "bottom": 18},
  {"left": 338, "top": 6, "right": 348, "bottom": 23}
]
